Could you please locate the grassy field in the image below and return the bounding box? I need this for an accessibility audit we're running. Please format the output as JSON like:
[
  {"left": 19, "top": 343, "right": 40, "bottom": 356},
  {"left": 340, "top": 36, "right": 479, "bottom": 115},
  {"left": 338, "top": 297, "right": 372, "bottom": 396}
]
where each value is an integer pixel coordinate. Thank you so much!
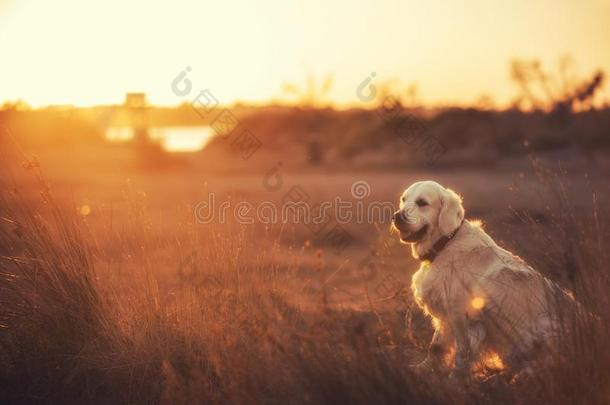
[{"left": 1, "top": 124, "right": 610, "bottom": 404}]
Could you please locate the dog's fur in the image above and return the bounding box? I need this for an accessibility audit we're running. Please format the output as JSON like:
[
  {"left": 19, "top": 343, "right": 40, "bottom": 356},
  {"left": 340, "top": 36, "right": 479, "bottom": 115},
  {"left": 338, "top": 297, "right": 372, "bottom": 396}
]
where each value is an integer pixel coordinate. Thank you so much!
[{"left": 392, "top": 181, "right": 571, "bottom": 377}]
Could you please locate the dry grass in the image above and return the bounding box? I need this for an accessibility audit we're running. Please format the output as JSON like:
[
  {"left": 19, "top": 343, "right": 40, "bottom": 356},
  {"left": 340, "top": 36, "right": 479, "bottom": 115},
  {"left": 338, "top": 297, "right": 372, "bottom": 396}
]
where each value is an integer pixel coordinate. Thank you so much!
[{"left": 0, "top": 159, "right": 609, "bottom": 404}]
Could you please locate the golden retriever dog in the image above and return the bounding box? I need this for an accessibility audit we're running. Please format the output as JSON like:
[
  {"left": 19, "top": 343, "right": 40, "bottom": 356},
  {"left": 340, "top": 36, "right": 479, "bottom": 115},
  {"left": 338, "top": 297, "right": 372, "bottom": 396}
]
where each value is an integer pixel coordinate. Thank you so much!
[{"left": 392, "top": 180, "right": 572, "bottom": 378}]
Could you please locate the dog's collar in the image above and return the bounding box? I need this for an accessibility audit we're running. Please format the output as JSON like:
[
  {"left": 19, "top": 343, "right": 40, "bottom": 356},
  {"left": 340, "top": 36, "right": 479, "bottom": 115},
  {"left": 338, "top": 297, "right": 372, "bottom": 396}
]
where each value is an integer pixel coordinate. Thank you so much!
[{"left": 419, "top": 220, "right": 464, "bottom": 263}]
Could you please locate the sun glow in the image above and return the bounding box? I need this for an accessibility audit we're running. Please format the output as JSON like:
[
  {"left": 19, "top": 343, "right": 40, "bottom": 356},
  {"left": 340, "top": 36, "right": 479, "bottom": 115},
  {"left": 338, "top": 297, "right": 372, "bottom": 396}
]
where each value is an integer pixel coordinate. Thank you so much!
[
  {"left": 470, "top": 297, "right": 486, "bottom": 310},
  {"left": 150, "top": 127, "right": 216, "bottom": 153},
  {"left": 1, "top": 0, "right": 609, "bottom": 108},
  {"left": 79, "top": 205, "right": 91, "bottom": 216},
  {"left": 482, "top": 352, "right": 505, "bottom": 371}
]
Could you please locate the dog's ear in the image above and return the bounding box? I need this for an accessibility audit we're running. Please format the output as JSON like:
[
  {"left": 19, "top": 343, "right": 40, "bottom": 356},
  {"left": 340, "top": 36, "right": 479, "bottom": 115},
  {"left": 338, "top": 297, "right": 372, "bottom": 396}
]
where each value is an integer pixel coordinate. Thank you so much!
[{"left": 438, "top": 188, "right": 464, "bottom": 235}]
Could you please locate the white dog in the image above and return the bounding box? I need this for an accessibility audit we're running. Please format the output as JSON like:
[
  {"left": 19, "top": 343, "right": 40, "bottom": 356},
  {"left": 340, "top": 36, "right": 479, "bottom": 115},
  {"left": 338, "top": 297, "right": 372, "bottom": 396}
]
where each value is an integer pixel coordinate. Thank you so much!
[{"left": 392, "top": 181, "right": 571, "bottom": 377}]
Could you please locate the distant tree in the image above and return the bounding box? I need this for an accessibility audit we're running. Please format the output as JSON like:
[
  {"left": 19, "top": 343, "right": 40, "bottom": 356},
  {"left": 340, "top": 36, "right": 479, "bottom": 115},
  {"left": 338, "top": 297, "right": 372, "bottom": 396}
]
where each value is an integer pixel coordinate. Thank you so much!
[
  {"left": 1, "top": 99, "right": 31, "bottom": 112},
  {"left": 404, "top": 83, "right": 420, "bottom": 106},
  {"left": 281, "top": 74, "right": 334, "bottom": 107},
  {"left": 510, "top": 56, "right": 605, "bottom": 112},
  {"left": 475, "top": 93, "right": 496, "bottom": 110},
  {"left": 375, "top": 80, "right": 420, "bottom": 108}
]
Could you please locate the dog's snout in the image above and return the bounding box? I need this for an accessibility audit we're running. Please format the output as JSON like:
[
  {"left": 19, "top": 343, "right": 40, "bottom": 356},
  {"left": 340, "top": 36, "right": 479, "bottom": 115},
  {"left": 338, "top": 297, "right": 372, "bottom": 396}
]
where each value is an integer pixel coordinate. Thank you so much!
[{"left": 393, "top": 210, "right": 406, "bottom": 227}]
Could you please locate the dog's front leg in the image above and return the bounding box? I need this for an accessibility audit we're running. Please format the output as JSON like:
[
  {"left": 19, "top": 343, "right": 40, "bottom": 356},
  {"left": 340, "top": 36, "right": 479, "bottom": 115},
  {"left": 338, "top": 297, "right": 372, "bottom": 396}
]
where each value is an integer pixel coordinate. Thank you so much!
[
  {"left": 451, "top": 318, "right": 485, "bottom": 379},
  {"left": 416, "top": 324, "right": 453, "bottom": 372}
]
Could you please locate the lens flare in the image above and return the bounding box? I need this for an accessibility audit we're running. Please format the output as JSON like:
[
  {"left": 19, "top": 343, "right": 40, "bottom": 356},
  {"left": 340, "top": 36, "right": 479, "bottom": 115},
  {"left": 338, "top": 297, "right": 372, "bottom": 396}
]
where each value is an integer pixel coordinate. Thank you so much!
[{"left": 470, "top": 296, "right": 485, "bottom": 310}]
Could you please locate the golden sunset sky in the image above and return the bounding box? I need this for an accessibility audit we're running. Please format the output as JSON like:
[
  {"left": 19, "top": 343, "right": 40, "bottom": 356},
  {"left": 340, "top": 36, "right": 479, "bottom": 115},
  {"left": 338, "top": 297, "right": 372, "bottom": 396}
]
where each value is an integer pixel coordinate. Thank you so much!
[{"left": 1, "top": 0, "right": 609, "bottom": 108}]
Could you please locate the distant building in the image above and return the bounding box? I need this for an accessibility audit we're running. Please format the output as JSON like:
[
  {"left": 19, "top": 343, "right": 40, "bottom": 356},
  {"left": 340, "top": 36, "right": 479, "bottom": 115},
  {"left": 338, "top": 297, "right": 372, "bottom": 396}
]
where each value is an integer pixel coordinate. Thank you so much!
[
  {"left": 125, "top": 93, "right": 147, "bottom": 108},
  {"left": 124, "top": 93, "right": 149, "bottom": 142}
]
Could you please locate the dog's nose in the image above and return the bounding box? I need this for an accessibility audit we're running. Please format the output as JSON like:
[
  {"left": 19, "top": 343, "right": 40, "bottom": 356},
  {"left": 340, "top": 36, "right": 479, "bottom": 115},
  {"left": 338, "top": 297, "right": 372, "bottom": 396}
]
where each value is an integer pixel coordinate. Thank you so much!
[{"left": 393, "top": 210, "right": 405, "bottom": 227}]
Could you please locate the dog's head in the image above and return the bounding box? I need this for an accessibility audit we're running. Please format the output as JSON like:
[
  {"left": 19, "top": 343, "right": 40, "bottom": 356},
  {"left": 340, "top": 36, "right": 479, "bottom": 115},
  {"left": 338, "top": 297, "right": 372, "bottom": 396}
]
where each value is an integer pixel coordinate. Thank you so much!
[{"left": 392, "top": 181, "right": 464, "bottom": 245}]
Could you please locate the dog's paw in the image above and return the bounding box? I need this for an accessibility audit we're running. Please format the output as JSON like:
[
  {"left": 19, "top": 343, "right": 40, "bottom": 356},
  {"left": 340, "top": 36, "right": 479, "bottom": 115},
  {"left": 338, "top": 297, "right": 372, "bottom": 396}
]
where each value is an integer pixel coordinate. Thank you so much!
[
  {"left": 509, "top": 366, "right": 535, "bottom": 385},
  {"left": 448, "top": 367, "right": 473, "bottom": 385}
]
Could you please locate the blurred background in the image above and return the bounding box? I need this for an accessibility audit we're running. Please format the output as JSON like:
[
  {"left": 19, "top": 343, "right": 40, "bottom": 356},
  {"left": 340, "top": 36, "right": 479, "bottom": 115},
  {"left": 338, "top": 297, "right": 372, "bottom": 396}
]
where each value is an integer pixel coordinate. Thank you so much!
[{"left": 1, "top": 0, "right": 610, "bottom": 306}]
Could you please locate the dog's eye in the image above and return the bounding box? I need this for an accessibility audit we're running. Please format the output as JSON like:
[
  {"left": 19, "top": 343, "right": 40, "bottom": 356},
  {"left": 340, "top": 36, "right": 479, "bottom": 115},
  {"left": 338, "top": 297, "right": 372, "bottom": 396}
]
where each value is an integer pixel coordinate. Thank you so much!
[{"left": 415, "top": 198, "right": 428, "bottom": 207}]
